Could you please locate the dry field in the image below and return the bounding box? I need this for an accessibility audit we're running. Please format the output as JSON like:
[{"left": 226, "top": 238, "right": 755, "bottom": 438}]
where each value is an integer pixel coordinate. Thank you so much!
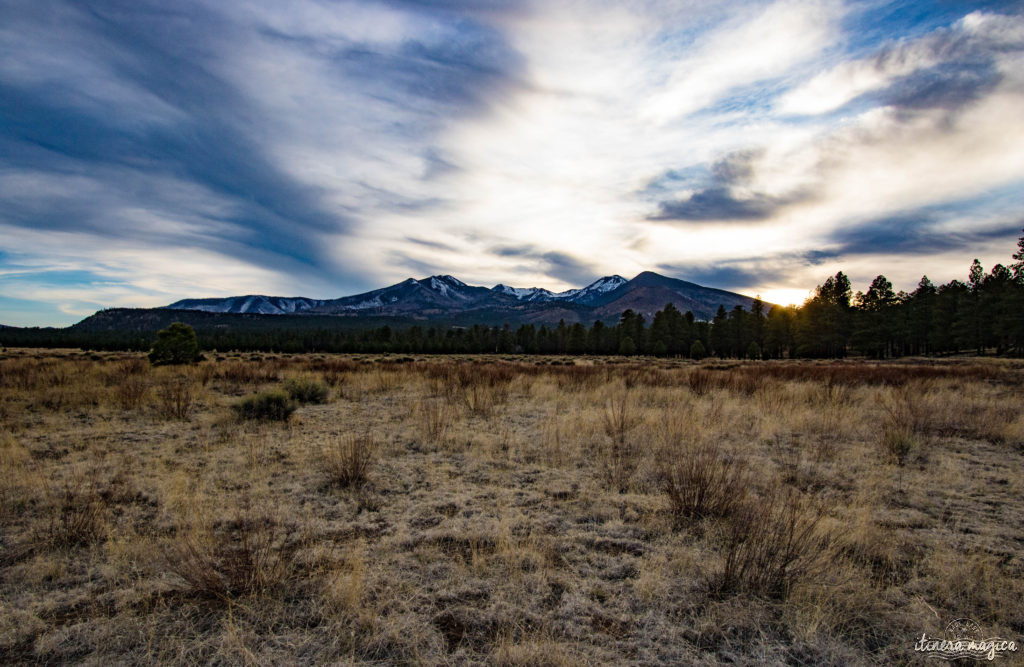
[{"left": 1, "top": 349, "right": 1023, "bottom": 665}]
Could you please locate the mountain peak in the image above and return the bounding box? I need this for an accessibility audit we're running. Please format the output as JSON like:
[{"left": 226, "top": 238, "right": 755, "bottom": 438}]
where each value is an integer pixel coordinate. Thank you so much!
[{"left": 162, "top": 271, "right": 765, "bottom": 322}]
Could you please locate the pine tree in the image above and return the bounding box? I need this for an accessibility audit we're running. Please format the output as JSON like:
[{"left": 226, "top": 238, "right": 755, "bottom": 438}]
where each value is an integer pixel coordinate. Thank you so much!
[{"left": 149, "top": 322, "right": 201, "bottom": 366}]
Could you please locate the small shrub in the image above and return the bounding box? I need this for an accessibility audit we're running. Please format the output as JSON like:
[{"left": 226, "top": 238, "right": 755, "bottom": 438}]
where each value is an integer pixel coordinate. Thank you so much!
[
  {"left": 660, "top": 439, "right": 749, "bottom": 525},
  {"left": 115, "top": 373, "right": 150, "bottom": 410},
  {"left": 878, "top": 386, "right": 925, "bottom": 490},
  {"left": 415, "top": 398, "right": 453, "bottom": 446},
  {"left": 284, "top": 375, "right": 330, "bottom": 404},
  {"left": 155, "top": 374, "right": 196, "bottom": 420},
  {"left": 712, "top": 485, "right": 830, "bottom": 600},
  {"left": 687, "top": 368, "right": 713, "bottom": 395},
  {"left": 463, "top": 383, "right": 495, "bottom": 416},
  {"left": 322, "top": 434, "right": 377, "bottom": 487},
  {"left": 233, "top": 390, "right": 295, "bottom": 421},
  {"left": 601, "top": 394, "right": 641, "bottom": 492}
]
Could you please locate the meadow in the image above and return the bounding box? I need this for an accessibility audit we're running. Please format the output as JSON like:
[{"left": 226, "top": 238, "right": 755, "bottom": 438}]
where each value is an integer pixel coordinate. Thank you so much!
[{"left": 1, "top": 349, "right": 1022, "bottom": 664}]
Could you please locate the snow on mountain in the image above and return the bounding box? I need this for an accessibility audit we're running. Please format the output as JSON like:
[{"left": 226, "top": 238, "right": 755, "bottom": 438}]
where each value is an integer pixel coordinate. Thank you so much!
[
  {"left": 425, "top": 275, "right": 472, "bottom": 300},
  {"left": 162, "top": 272, "right": 745, "bottom": 321},
  {"left": 167, "top": 295, "right": 324, "bottom": 315},
  {"left": 490, "top": 276, "right": 627, "bottom": 304},
  {"left": 492, "top": 284, "right": 555, "bottom": 301}
]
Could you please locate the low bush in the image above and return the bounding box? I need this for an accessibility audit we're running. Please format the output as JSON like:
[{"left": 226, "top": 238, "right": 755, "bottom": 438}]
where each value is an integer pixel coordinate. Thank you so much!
[
  {"left": 284, "top": 375, "right": 330, "bottom": 404},
  {"left": 155, "top": 373, "right": 196, "bottom": 420},
  {"left": 38, "top": 479, "right": 107, "bottom": 550},
  {"left": 712, "top": 485, "right": 831, "bottom": 600},
  {"left": 233, "top": 390, "right": 295, "bottom": 421}
]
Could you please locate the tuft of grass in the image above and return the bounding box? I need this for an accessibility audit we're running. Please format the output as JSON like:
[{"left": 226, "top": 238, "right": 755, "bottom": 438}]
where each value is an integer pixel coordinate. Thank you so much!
[
  {"left": 600, "top": 393, "right": 641, "bottom": 492},
  {"left": 321, "top": 434, "right": 377, "bottom": 488},
  {"left": 233, "top": 389, "right": 296, "bottom": 421},
  {"left": 37, "top": 478, "right": 107, "bottom": 550},
  {"left": 164, "top": 504, "right": 300, "bottom": 603},
  {"left": 155, "top": 373, "right": 196, "bottom": 420},
  {"left": 660, "top": 439, "right": 749, "bottom": 525}
]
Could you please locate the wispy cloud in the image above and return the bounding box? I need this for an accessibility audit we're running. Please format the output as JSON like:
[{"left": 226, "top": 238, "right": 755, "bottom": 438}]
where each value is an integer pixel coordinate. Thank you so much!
[{"left": 1, "top": 0, "right": 1022, "bottom": 325}]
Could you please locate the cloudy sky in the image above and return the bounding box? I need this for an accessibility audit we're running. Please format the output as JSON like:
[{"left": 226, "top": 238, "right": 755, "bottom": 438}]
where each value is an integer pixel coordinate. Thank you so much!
[{"left": 2, "top": 0, "right": 1023, "bottom": 326}]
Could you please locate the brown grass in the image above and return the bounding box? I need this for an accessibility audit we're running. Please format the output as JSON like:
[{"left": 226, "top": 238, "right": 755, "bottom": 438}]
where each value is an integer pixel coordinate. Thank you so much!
[
  {"left": 1, "top": 348, "right": 1022, "bottom": 664},
  {"left": 321, "top": 434, "right": 377, "bottom": 488},
  {"left": 660, "top": 438, "right": 749, "bottom": 524}
]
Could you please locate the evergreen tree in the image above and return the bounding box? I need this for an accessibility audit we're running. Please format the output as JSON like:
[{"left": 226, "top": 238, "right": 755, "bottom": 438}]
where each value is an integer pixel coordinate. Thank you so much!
[
  {"left": 149, "top": 322, "right": 201, "bottom": 366},
  {"left": 567, "top": 322, "right": 587, "bottom": 354},
  {"left": 709, "top": 305, "right": 729, "bottom": 357}
]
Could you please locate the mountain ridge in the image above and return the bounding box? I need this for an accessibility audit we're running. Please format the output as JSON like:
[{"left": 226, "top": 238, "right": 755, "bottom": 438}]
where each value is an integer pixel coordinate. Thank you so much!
[{"left": 164, "top": 272, "right": 767, "bottom": 323}]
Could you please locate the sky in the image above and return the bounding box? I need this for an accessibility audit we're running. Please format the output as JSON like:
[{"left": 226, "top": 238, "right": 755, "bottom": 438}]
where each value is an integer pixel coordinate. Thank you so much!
[{"left": 1, "top": 0, "right": 1023, "bottom": 326}]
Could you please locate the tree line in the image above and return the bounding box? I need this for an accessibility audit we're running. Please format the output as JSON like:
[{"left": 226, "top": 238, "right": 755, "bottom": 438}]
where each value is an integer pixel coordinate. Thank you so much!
[{"left": 5, "top": 232, "right": 1023, "bottom": 358}]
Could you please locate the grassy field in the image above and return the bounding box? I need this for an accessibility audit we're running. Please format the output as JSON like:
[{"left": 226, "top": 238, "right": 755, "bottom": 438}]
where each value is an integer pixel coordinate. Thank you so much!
[{"left": 1, "top": 349, "right": 1023, "bottom": 664}]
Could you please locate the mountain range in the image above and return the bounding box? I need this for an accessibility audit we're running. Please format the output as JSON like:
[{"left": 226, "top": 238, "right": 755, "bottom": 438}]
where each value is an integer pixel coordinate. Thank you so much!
[{"left": 164, "top": 271, "right": 765, "bottom": 324}]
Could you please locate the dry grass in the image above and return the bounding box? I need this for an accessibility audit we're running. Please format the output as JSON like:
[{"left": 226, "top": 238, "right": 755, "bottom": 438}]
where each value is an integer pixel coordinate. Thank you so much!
[
  {"left": 321, "top": 434, "right": 377, "bottom": 488},
  {"left": 660, "top": 438, "right": 749, "bottom": 524},
  {"left": 163, "top": 497, "right": 300, "bottom": 604},
  {"left": 1, "top": 348, "right": 1023, "bottom": 664}
]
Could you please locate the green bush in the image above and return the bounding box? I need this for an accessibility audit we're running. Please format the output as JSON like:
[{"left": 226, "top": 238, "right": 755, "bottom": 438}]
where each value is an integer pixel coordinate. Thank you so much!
[
  {"left": 233, "top": 390, "right": 295, "bottom": 421},
  {"left": 283, "top": 375, "right": 330, "bottom": 404}
]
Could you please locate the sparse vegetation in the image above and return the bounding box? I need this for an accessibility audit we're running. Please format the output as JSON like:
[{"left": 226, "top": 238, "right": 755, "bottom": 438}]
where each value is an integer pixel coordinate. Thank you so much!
[{"left": 1, "top": 348, "right": 1023, "bottom": 664}]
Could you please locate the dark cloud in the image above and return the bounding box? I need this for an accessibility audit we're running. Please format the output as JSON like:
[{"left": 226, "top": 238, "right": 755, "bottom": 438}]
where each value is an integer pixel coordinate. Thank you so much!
[
  {"left": 842, "top": 9, "right": 1022, "bottom": 116},
  {"left": 656, "top": 206, "right": 1023, "bottom": 293},
  {"left": 405, "top": 236, "right": 456, "bottom": 252},
  {"left": 491, "top": 244, "right": 534, "bottom": 257},
  {"left": 324, "top": 18, "right": 523, "bottom": 113},
  {"left": 880, "top": 62, "right": 1001, "bottom": 110},
  {"left": 647, "top": 150, "right": 807, "bottom": 223},
  {"left": 0, "top": 0, "right": 524, "bottom": 291},
  {"left": 487, "top": 244, "right": 597, "bottom": 285},
  {"left": 537, "top": 251, "right": 597, "bottom": 285},
  {"left": 828, "top": 213, "right": 1021, "bottom": 256},
  {"left": 421, "top": 148, "right": 461, "bottom": 179},
  {"left": 656, "top": 263, "right": 780, "bottom": 290},
  {"left": 652, "top": 188, "right": 783, "bottom": 222},
  {"left": 386, "top": 251, "right": 441, "bottom": 278}
]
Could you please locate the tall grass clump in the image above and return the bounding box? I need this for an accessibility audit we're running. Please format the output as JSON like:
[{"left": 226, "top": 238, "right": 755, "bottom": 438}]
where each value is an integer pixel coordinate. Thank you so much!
[
  {"left": 284, "top": 375, "right": 330, "bottom": 404},
  {"left": 37, "top": 478, "right": 107, "bottom": 550},
  {"left": 321, "top": 434, "right": 377, "bottom": 488},
  {"left": 878, "top": 384, "right": 927, "bottom": 489},
  {"left": 165, "top": 504, "right": 300, "bottom": 603},
  {"left": 600, "top": 393, "right": 641, "bottom": 492},
  {"left": 155, "top": 373, "right": 196, "bottom": 420},
  {"left": 660, "top": 440, "right": 749, "bottom": 525},
  {"left": 233, "top": 389, "right": 296, "bottom": 422},
  {"left": 712, "top": 485, "right": 831, "bottom": 600}
]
